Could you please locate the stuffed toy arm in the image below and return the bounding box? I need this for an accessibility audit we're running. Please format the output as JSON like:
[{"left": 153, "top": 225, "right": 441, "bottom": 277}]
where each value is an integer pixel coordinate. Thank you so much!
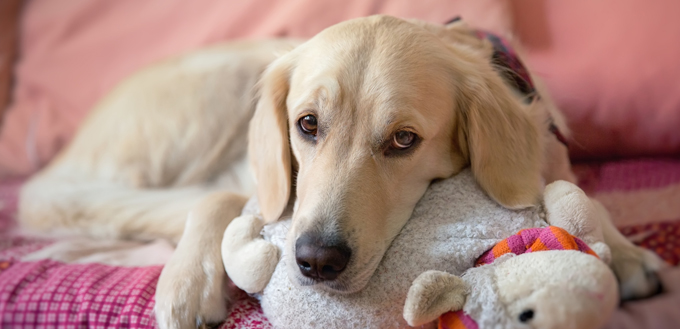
[
  {"left": 543, "top": 180, "right": 611, "bottom": 263},
  {"left": 222, "top": 214, "right": 280, "bottom": 294}
]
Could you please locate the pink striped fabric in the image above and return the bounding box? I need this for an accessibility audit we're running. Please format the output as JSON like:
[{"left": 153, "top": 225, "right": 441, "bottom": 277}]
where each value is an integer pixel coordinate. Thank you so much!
[
  {"left": 574, "top": 159, "right": 680, "bottom": 194},
  {"left": 475, "top": 226, "right": 598, "bottom": 266}
]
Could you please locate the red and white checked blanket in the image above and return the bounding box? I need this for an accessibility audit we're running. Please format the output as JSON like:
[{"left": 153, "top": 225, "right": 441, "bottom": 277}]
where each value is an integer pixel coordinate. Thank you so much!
[{"left": 1, "top": 159, "right": 679, "bottom": 328}]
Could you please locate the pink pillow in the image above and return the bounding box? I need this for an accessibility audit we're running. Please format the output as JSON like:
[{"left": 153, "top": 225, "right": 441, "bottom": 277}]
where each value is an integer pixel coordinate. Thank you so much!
[
  {"left": 513, "top": 0, "right": 680, "bottom": 159},
  {"left": 0, "top": 0, "right": 510, "bottom": 179}
]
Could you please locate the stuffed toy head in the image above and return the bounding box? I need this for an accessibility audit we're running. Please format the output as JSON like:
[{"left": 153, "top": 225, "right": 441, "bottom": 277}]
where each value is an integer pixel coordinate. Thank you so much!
[
  {"left": 403, "top": 227, "right": 619, "bottom": 329},
  {"left": 222, "top": 170, "right": 617, "bottom": 328}
]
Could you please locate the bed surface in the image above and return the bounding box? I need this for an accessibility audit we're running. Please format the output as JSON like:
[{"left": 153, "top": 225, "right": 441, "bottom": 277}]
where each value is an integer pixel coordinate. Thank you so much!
[
  {"left": 1, "top": 158, "right": 679, "bottom": 328},
  {"left": 1, "top": 1, "right": 678, "bottom": 327}
]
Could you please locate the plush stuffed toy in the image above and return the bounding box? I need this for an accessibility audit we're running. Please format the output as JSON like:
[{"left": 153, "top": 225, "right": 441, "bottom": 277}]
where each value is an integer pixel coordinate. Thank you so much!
[
  {"left": 222, "top": 170, "right": 617, "bottom": 328},
  {"left": 403, "top": 227, "right": 618, "bottom": 329}
]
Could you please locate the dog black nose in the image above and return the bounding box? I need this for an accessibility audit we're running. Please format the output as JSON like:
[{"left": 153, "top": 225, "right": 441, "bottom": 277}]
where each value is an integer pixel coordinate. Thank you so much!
[{"left": 295, "top": 235, "right": 351, "bottom": 281}]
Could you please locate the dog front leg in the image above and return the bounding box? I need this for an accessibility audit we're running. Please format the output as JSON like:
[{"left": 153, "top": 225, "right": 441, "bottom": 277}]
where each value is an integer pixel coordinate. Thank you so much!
[
  {"left": 155, "top": 192, "right": 247, "bottom": 329},
  {"left": 591, "top": 199, "right": 668, "bottom": 300}
]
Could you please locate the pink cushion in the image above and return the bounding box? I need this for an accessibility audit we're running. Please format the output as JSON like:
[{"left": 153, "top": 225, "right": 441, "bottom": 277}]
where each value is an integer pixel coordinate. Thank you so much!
[
  {"left": 513, "top": 0, "right": 680, "bottom": 159},
  {"left": 0, "top": 0, "right": 510, "bottom": 179}
]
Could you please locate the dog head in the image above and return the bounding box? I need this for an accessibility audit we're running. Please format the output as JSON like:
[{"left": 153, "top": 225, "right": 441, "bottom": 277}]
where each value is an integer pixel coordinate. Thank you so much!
[{"left": 249, "top": 16, "right": 543, "bottom": 293}]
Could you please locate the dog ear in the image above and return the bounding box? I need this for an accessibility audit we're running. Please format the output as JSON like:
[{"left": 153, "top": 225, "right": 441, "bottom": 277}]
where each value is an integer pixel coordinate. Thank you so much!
[
  {"left": 248, "top": 56, "right": 294, "bottom": 223},
  {"left": 455, "top": 58, "right": 543, "bottom": 209},
  {"left": 403, "top": 270, "right": 468, "bottom": 327}
]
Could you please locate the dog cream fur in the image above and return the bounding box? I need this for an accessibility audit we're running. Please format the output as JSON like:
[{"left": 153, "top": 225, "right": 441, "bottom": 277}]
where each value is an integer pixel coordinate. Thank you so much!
[{"left": 19, "top": 16, "right": 661, "bottom": 328}]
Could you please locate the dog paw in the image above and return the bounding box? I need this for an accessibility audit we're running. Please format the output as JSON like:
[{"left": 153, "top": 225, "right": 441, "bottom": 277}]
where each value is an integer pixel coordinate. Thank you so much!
[
  {"left": 155, "top": 254, "right": 233, "bottom": 329},
  {"left": 611, "top": 244, "right": 668, "bottom": 300},
  {"left": 222, "top": 214, "right": 280, "bottom": 294},
  {"left": 588, "top": 198, "right": 668, "bottom": 301}
]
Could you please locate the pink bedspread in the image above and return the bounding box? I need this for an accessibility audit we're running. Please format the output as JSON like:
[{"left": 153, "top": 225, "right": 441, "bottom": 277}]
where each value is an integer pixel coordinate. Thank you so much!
[{"left": 1, "top": 159, "right": 679, "bottom": 328}]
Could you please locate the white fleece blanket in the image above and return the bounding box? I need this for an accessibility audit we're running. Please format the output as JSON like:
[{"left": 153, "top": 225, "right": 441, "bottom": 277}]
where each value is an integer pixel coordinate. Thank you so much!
[{"left": 241, "top": 169, "right": 547, "bottom": 329}]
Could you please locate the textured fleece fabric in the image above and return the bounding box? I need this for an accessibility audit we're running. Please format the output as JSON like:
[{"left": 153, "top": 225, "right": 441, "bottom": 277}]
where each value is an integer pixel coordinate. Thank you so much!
[{"left": 240, "top": 169, "right": 547, "bottom": 329}]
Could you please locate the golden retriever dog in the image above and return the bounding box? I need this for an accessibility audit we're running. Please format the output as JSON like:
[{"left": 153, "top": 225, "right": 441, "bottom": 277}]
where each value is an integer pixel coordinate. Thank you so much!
[{"left": 19, "top": 16, "right": 663, "bottom": 328}]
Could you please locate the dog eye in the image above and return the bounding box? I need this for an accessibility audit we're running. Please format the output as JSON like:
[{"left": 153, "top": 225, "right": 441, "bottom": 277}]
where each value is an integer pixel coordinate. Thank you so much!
[
  {"left": 391, "top": 130, "right": 416, "bottom": 149},
  {"left": 298, "top": 115, "right": 318, "bottom": 136},
  {"left": 518, "top": 309, "right": 534, "bottom": 323}
]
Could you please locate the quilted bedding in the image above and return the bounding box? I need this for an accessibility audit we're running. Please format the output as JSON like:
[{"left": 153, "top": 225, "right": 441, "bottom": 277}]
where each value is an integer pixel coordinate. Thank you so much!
[{"left": 1, "top": 158, "right": 679, "bottom": 328}]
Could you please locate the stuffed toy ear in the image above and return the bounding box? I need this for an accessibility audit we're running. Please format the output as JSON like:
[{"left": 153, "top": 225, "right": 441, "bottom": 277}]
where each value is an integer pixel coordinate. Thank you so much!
[{"left": 403, "top": 270, "right": 469, "bottom": 327}]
